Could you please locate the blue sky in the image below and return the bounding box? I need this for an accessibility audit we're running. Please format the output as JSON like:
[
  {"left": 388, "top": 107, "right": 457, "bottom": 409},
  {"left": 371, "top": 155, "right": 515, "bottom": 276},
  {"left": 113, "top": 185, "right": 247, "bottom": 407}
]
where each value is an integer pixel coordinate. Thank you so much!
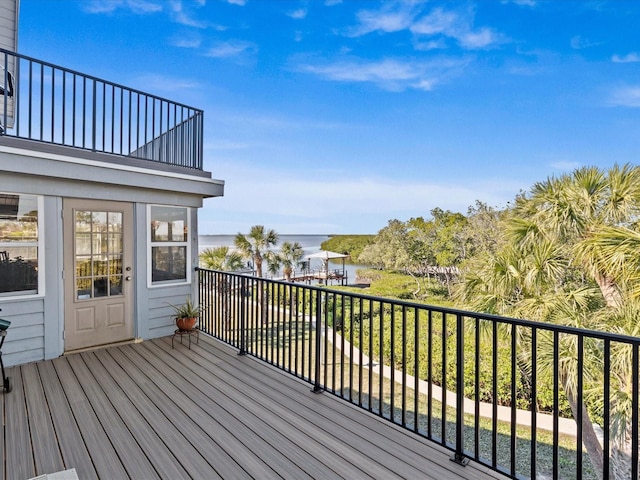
[{"left": 18, "top": 0, "right": 640, "bottom": 234}]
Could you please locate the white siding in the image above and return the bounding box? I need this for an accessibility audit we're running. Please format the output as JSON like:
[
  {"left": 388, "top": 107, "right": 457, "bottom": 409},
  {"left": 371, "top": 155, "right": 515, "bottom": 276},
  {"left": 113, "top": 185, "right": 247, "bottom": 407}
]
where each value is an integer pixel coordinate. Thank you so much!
[
  {"left": 0, "top": 0, "right": 18, "bottom": 52},
  {"left": 1, "top": 297, "right": 45, "bottom": 366}
]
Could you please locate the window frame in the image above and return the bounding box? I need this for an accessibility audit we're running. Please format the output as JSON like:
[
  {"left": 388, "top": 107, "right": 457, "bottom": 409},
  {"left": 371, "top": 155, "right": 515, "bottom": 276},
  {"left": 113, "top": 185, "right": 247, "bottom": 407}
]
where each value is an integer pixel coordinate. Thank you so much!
[
  {"left": 0, "top": 192, "right": 44, "bottom": 298},
  {"left": 147, "top": 204, "right": 191, "bottom": 287}
]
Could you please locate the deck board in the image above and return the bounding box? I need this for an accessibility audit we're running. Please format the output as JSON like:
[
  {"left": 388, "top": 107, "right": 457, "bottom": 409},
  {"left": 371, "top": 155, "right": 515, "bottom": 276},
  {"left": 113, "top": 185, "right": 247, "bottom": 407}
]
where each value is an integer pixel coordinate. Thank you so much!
[
  {"left": 52, "top": 357, "right": 130, "bottom": 479},
  {"left": 21, "top": 363, "right": 65, "bottom": 475},
  {"left": 36, "top": 361, "right": 99, "bottom": 479},
  {"left": 2, "top": 335, "right": 504, "bottom": 480},
  {"left": 5, "top": 367, "right": 35, "bottom": 480}
]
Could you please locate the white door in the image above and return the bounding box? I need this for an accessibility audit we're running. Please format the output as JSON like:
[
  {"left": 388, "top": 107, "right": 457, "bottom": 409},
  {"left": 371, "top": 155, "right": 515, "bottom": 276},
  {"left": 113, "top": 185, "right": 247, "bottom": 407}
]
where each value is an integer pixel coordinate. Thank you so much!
[{"left": 63, "top": 199, "right": 134, "bottom": 351}]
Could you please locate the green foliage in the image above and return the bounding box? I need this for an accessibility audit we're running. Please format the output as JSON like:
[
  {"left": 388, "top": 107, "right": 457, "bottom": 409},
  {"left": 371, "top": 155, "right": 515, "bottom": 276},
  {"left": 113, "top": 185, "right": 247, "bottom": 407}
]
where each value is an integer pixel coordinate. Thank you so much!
[
  {"left": 167, "top": 296, "right": 201, "bottom": 318},
  {"left": 199, "top": 246, "right": 244, "bottom": 271},
  {"left": 320, "top": 235, "right": 374, "bottom": 260},
  {"left": 265, "top": 241, "right": 304, "bottom": 280},
  {"left": 234, "top": 225, "right": 279, "bottom": 277}
]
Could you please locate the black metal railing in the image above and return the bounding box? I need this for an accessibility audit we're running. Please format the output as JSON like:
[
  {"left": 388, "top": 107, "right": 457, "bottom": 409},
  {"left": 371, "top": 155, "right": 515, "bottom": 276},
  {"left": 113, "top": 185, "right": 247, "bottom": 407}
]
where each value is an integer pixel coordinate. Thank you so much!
[
  {"left": 0, "top": 48, "right": 203, "bottom": 169},
  {"left": 197, "top": 269, "right": 639, "bottom": 480}
]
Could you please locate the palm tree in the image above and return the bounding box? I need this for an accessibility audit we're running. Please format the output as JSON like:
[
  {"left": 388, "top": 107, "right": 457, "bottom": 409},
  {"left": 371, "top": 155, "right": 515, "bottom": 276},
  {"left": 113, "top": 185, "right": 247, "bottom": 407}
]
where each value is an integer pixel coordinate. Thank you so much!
[
  {"left": 266, "top": 241, "right": 304, "bottom": 281},
  {"left": 234, "top": 225, "right": 279, "bottom": 278},
  {"left": 199, "top": 246, "right": 244, "bottom": 271},
  {"left": 456, "top": 164, "right": 640, "bottom": 479}
]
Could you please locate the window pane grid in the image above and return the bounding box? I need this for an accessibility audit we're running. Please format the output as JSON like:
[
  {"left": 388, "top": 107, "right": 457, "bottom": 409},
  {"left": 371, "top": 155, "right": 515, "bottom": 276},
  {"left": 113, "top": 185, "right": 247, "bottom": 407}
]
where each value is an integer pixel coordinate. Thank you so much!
[
  {"left": 75, "top": 209, "right": 124, "bottom": 300},
  {"left": 0, "top": 193, "right": 39, "bottom": 296},
  {"left": 150, "top": 205, "right": 189, "bottom": 284}
]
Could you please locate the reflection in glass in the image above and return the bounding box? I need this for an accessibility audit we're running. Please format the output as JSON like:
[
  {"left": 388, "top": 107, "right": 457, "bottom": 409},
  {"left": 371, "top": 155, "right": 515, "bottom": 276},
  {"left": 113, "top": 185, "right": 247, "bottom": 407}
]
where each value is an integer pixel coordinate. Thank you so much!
[
  {"left": 76, "top": 256, "right": 92, "bottom": 277},
  {"left": 150, "top": 206, "right": 187, "bottom": 242},
  {"left": 76, "top": 277, "right": 92, "bottom": 299},
  {"left": 94, "top": 277, "right": 108, "bottom": 297},
  {"left": 0, "top": 193, "right": 39, "bottom": 295},
  {"left": 74, "top": 208, "right": 126, "bottom": 300},
  {"left": 110, "top": 276, "right": 122, "bottom": 296},
  {"left": 92, "top": 212, "right": 108, "bottom": 232},
  {"left": 108, "top": 212, "right": 122, "bottom": 232},
  {"left": 151, "top": 246, "right": 186, "bottom": 282}
]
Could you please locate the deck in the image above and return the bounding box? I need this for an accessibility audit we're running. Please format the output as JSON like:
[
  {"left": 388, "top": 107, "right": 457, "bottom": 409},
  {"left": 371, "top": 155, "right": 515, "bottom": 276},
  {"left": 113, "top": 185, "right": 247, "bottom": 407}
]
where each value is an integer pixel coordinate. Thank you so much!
[{"left": 2, "top": 335, "right": 503, "bottom": 480}]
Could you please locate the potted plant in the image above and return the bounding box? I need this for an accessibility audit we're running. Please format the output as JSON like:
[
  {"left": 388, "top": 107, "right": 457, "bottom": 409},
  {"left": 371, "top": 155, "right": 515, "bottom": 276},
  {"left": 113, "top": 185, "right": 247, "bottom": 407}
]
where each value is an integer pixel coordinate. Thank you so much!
[{"left": 168, "top": 296, "right": 201, "bottom": 331}]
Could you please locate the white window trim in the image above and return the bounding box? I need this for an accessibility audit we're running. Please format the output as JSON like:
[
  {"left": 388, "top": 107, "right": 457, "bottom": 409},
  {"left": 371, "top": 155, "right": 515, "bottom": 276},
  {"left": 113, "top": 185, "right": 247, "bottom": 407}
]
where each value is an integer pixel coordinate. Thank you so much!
[
  {"left": 147, "top": 204, "right": 191, "bottom": 288},
  {"left": 0, "top": 193, "right": 45, "bottom": 299}
]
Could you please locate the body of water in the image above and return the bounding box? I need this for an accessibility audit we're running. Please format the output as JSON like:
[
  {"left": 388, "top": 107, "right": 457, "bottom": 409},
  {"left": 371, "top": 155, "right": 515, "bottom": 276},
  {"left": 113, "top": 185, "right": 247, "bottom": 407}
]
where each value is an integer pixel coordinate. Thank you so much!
[{"left": 199, "top": 234, "right": 367, "bottom": 285}]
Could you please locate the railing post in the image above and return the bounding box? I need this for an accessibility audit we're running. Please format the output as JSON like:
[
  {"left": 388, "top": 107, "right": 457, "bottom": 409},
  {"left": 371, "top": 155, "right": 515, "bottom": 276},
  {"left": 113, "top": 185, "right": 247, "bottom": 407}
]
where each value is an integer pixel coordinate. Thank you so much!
[
  {"left": 451, "top": 313, "right": 469, "bottom": 466},
  {"left": 238, "top": 275, "right": 247, "bottom": 356},
  {"left": 312, "top": 290, "right": 323, "bottom": 393}
]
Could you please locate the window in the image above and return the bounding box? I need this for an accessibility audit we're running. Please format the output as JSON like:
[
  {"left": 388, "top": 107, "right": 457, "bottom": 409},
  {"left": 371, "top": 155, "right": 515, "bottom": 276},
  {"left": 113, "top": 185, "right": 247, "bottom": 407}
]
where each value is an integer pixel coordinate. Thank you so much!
[
  {"left": 0, "top": 193, "right": 40, "bottom": 296},
  {"left": 75, "top": 210, "right": 123, "bottom": 299},
  {"left": 149, "top": 205, "right": 189, "bottom": 284}
]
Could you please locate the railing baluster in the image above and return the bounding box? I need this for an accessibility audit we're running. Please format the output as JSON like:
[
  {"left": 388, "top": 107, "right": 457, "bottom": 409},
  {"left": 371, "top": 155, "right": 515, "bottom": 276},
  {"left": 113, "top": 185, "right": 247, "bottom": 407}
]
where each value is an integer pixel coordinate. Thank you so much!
[
  {"left": 531, "top": 328, "right": 537, "bottom": 480},
  {"left": 442, "top": 311, "right": 448, "bottom": 445},
  {"left": 632, "top": 344, "right": 639, "bottom": 480},
  {"left": 603, "top": 339, "right": 611, "bottom": 480},
  {"left": 577, "top": 334, "right": 584, "bottom": 478},
  {"left": 474, "top": 316, "right": 481, "bottom": 460},
  {"left": 451, "top": 313, "right": 467, "bottom": 465},
  {"left": 510, "top": 324, "right": 517, "bottom": 475},
  {"left": 492, "top": 319, "right": 498, "bottom": 467},
  {"left": 313, "top": 289, "right": 322, "bottom": 393},
  {"left": 553, "top": 331, "right": 559, "bottom": 477}
]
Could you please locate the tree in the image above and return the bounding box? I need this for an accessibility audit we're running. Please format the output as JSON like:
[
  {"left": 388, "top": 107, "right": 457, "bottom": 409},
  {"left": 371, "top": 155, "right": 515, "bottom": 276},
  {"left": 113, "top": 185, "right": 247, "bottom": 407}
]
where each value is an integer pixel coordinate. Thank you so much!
[
  {"left": 234, "top": 225, "right": 279, "bottom": 278},
  {"left": 266, "top": 241, "right": 304, "bottom": 281},
  {"left": 456, "top": 164, "right": 640, "bottom": 479},
  {"left": 199, "top": 246, "right": 244, "bottom": 271}
]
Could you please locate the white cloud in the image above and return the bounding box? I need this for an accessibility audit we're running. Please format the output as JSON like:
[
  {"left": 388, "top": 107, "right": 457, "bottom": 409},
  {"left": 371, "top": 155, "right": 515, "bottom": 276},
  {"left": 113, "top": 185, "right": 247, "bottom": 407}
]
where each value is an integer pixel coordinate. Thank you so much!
[
  {"left": 612, "top": 53, "right": 640, "bottom": 63},
  {"left": 411, "top": 7, "right": 503, "bottom": 50},
  {"left": 570, "top": 35, "right": 600, "bottom": 50},
  {"left": 348, "top": 1, "right": 420, "bottom": 36},
  {"left": 410, "top": 8, "right": 457, "bottom": 36},
  {"left": 347, "top": 3, "right": 503, "bottom": 50},
  {"left": 458, "top": 27, "right": 500, "bottom": 49},
  {"left": 83, "top": 0, "right": 162, "bottom": 14},
  {"left": 502, "top": 0, "right": 537, "bottom": 6},
  {"left": 169, "top": 0, "right": 207, "bottom": 28},
  {"left": 298, "top": 57, "right": 467, "bottom": 92},
  {"left": 287, "top": 8, "right": 308, "bottom": 20},
  {"left": 227, "top": 0, "right": 246, "bottom": 5},
  {"left": 608, "top": 85, "right": 640, "bottom": 108},
  {"left": 325, "top": 0, "right": 342, "bottom": 5},
  {"left": 206, "top": 41, "right": 257, "bottom": 59}
]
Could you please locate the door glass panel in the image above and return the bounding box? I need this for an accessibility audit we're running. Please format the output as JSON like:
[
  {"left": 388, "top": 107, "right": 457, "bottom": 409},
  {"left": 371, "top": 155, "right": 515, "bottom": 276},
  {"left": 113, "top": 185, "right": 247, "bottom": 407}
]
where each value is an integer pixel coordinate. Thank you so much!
[
  {"left": 108, "top": 212, "right": 122, "bottom": 232},
  {"left": 110, "top": 275, "right": 123, "bottom": 295},
  {"left": 75, "top": 209, "right": 125, "bottom": 300}
]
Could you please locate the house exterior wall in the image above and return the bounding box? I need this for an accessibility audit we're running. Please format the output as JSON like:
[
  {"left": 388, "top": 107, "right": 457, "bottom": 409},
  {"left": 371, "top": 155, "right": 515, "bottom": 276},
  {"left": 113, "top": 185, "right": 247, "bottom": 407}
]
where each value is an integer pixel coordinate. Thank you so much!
[
  {"left": 0, "top": 0, "right": 18, "bottom": 52},
  {"left": 0, "top": 145, "right": 221, "bottom": 367}
]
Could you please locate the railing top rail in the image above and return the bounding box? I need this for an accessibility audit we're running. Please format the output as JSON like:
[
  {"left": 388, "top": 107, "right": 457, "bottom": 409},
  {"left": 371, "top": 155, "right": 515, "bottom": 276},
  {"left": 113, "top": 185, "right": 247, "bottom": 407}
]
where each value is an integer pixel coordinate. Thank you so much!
[
  {"left": 0, "top": 47, "right": 203, "bottom": 114},
  {"left": 197, "top": 267, "right": 640, "bottom": 346}
]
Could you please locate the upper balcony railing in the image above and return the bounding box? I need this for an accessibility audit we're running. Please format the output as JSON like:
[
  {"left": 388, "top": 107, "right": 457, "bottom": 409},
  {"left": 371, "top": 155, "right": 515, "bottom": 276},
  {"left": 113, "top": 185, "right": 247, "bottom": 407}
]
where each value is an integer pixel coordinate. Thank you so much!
[
  {"left": 197, "top": 269, "right": 640, "bottom": 480},
  {"left": 0, "top": 48, "right": 203, "bottom": 170}
]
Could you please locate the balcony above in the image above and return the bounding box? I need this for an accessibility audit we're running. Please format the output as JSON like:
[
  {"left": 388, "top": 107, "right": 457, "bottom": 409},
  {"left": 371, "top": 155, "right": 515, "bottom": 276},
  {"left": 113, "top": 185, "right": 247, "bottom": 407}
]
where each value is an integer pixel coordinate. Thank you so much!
[{"left": 0, "top": 48, "right": 204, "bottom": 173}]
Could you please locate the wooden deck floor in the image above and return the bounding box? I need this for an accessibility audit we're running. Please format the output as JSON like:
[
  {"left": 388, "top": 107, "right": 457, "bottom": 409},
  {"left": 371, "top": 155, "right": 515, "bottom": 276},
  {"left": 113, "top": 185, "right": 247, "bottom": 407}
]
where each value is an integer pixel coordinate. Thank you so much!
[{"left": 1, "top": 335, "right": 504, "bottom": 480}]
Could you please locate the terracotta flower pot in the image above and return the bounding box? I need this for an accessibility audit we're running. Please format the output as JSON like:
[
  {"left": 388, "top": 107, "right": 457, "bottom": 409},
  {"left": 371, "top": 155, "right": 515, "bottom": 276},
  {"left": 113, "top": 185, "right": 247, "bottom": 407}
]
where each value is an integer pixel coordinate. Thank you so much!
[{"left": 176, "top": 317, "right": 197, "bottom": 331}]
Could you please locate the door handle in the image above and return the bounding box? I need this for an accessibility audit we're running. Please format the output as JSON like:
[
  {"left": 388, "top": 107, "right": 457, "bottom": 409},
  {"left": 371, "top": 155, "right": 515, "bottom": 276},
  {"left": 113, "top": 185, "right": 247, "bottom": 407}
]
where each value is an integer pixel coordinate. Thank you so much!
[{"left": 126, "top": 276, "right": 132, "bottom": 281}]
